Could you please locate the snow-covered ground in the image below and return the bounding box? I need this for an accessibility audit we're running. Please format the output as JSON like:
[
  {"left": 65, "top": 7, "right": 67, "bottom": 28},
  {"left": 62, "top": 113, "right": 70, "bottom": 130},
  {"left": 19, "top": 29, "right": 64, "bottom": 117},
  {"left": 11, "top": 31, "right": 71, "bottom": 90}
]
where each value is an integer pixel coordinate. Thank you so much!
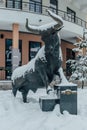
[{"left": 0, "top": 88, "right": 87, "bottom": 130}]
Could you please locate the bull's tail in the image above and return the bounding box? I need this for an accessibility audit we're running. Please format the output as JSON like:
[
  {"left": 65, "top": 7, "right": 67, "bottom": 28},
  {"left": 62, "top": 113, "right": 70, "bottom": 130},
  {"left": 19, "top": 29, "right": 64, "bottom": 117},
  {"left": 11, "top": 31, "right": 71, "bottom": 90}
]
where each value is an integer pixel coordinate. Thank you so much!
[{"left": 12, "top": 82, "right": 17, "bottom": 97}]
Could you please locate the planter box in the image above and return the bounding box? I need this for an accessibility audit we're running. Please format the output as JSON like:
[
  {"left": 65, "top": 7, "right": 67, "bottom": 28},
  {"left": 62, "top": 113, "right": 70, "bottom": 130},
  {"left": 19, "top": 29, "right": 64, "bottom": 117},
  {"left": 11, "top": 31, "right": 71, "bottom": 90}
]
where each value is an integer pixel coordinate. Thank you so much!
[
  {"left": 59, "top": 84, "right": 77, "bottom": 114},
  {"left": 39, "top": 96, "right": 59, "bottom": 111}
]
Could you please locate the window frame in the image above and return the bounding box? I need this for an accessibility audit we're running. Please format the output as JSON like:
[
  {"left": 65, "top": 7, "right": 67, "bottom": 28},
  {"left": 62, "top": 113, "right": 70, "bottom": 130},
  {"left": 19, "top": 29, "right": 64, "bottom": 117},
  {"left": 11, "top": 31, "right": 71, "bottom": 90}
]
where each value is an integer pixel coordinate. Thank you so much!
[
  {"left": 50, "top": 0, "right": 58, "bottom": 14},
  {"left": 66, "top": 48, "right": 75, "bottom": 76},
  {"left": 6, "top": 0, "right": 22, "bottom": 9},
  {"left": 29, "top": 0, "right": 42, "bottom": 13},
  {"left": 67, "top": 7, "right": 76, "bottom": 23}
]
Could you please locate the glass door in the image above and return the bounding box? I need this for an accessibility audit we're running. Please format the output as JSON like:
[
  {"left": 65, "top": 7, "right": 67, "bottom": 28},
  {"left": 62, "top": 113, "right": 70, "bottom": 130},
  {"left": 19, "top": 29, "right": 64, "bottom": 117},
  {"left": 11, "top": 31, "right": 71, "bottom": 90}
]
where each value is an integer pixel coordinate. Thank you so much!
[
  {"left": 5, "top": 39, "right": 12, "bottom": 79},
  {"left": 5, "top": 39, "right": 22, "bottom": 79}
]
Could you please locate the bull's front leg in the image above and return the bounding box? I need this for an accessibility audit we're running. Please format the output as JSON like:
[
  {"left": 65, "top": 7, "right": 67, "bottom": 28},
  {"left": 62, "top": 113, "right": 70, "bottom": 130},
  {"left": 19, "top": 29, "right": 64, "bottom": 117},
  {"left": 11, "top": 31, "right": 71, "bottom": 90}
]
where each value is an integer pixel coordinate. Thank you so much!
[
  {"left": 38, "top": 69, "right": 49, "bottom": 93},
  {"left": 58, "top": 42, "right": 69, "bottom": 84},
  {"left": 58, "top": 67, "right": 69, "bottom": 84},
  {"left": 40, "top": 69, "right": 55, "bottom": 94}
]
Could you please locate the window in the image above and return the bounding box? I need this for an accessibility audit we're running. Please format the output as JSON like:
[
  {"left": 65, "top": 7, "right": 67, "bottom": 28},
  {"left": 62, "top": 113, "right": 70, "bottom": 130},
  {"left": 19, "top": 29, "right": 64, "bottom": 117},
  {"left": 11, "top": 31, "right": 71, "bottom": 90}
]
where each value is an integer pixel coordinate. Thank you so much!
[
  {"left": 66, "top": 48, "right": 75, "bottom": 76},
  {"left": 66, "top": 48, "right": 75, "bottom": 60},
  {"left": 67, "top": 7, "right": 76, "bottom": 23},
  {"left": 6, "top": 0, "right": 22, "bottom": 9},
  {"left": 50, "top": 0, "right": 57, "bottom": 5},
  {"left": 5, "top": 39, "right": 22, "bottom": 79},
  {"left": 50, "top": 0, "right": 57, "bottom": 14},
  {"left": 29, "top": 41, "right": 41, "bottom": 60},
  {"left": 29, "top": 0, "right": 42, "bottom": 13}
]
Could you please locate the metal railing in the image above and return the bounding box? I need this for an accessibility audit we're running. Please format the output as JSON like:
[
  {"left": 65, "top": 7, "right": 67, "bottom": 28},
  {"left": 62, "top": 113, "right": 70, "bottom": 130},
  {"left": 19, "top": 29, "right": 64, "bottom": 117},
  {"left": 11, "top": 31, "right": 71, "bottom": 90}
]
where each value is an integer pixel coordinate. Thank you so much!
[
  {"left": 5, "top": 1, "right": 87, "bottom": 29},
  {"left": 41, "top": 5, "right": 87, "bottom": 29},
  {"left": 57, "top": 9, "right": 87, "bottom": 28}
]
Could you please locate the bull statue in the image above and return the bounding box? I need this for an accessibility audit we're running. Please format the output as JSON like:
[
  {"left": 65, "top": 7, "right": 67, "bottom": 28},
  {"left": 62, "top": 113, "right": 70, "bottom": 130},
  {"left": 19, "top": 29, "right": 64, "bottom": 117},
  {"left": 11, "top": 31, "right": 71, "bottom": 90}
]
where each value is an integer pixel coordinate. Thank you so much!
[{"left": 11, "top": 10, "right": 68, "bottom": 103}]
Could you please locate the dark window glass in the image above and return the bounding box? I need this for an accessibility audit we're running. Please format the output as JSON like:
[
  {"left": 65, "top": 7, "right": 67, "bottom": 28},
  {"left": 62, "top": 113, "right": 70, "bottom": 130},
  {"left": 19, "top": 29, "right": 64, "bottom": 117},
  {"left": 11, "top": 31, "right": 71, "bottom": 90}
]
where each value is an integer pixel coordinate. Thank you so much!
[
  {"left": 50, "top": 0, "right": 57, "bottom": 5},
  {"left": 50, "top": 0, "right": 57, "bottom": 14},
  {"left": 29, "top": 41, "right": 41, "bottom": 61},
  {"left": 19, "top": 40, "right": 22, "bottom": 66},
  {"left": 29, "top": 0, "right": 42, "bottom": 13},
  {"left": 6, "top": 0, "right": 13, "bottom": 8},
  {"left": 66, "top": 48, "right": 75, "bottom": 60},
  {"left": 5, "top": 39, "right": 22, "bottom": 79},
  {"left": 5, "top": 39, "right": 12, "bottom": 79},
  {"left": 6, "top": 0, "right": 22, "bottom": 9},
  {"left": 67, "top": 7, "right": 76, "bottom": 23},
  {"left": 66, "top": 48, "right": 75, "bottom": 76}
]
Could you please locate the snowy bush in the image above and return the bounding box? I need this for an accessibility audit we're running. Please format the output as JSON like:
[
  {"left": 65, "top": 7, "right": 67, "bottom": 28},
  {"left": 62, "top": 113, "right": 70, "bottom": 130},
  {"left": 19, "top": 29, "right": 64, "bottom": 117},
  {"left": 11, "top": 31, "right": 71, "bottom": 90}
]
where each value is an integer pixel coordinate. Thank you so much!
[{"left": 67, "top": 33, "right": 87, "bottom": 88}]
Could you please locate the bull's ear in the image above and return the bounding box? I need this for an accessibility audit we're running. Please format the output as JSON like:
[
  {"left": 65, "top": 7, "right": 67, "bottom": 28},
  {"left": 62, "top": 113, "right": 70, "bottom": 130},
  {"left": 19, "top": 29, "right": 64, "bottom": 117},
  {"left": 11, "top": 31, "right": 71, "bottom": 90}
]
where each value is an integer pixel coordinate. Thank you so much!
[{"left": 57, "top": 26, "right": 64, "bottom": 31}]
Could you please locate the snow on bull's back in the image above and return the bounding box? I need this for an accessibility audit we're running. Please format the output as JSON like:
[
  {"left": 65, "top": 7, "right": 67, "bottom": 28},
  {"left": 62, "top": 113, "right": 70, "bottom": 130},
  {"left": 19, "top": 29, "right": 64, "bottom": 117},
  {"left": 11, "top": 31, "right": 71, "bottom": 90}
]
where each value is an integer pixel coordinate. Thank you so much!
[
  {"left": 11, "top": 45, "right": 45, "bottom": 81},
  {"left": 11, "top": 58, "right": 35, "bottom": 81}
]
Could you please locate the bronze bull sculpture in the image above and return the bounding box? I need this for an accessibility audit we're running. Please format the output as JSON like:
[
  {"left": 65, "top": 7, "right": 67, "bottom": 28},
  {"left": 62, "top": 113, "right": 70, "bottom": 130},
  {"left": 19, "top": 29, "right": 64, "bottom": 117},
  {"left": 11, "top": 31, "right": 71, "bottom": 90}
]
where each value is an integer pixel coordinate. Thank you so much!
[{"left": 11, "top": 10, "right": 64, "bottom": 102}]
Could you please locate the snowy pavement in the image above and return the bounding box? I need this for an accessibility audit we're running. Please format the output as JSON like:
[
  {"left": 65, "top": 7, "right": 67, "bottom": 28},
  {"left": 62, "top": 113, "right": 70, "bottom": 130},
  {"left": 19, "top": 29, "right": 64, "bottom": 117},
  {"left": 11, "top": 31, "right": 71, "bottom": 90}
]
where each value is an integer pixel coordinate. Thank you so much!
[{"left": 0, "top": 88, "right": 87, "bottom": 130}]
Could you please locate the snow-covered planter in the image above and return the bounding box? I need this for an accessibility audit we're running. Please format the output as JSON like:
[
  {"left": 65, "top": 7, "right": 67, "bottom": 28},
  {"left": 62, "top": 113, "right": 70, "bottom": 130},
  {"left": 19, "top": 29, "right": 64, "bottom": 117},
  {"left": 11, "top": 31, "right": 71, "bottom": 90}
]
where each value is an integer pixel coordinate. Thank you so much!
[{"left": 39, "top": 95, "right": 59, "bottom": 111}]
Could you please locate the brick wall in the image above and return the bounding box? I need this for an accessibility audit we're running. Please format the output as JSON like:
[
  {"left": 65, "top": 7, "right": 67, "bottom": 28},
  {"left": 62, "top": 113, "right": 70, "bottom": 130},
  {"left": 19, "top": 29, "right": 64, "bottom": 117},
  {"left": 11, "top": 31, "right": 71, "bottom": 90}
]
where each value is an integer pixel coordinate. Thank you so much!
[{"left": 0, "top": 31, "right": 76, "bottom": 79}]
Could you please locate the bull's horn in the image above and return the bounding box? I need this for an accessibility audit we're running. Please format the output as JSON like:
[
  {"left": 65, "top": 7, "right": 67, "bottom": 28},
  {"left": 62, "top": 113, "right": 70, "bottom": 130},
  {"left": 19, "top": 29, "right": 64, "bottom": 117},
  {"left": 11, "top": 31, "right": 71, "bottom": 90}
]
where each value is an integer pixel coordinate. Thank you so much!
[
  {"left": 47, "top": 10, "right": 63, "bottom": 30},
  {"left": 25, "top": 10, "right": 63, "bottom": 33},
  {"left": 26, "top": 18, "right": 40, "bottom": 34}
]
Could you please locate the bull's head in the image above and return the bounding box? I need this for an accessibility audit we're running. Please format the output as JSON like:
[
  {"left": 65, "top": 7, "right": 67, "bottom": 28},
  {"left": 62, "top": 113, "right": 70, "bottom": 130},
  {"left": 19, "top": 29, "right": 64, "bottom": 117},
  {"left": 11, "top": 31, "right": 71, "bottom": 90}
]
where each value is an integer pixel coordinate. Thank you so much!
[
  {"left": 25, "top": 10, "right": 63, "bottom": 55},
  {"left": 25, "top": 10, "right": 63, "bottom": 35}
]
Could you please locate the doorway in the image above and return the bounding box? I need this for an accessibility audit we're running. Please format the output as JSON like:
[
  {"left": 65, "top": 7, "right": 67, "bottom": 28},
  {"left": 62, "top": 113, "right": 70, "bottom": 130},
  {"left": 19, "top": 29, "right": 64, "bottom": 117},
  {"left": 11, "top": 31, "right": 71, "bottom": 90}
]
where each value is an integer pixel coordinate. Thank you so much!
[{"left": 5, "top": 39, "right": 22, "bottom": 79}]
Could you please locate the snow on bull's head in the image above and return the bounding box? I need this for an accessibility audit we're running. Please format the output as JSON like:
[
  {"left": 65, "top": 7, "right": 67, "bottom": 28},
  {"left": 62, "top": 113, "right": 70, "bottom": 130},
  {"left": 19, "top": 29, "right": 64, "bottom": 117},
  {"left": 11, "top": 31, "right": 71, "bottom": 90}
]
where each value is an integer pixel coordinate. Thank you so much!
[
  {"left": 25, "top": 10, "right": 64, "bottom": 35},
  {"left": 25, "top": 10, "right": 64, "bottom": 55}
]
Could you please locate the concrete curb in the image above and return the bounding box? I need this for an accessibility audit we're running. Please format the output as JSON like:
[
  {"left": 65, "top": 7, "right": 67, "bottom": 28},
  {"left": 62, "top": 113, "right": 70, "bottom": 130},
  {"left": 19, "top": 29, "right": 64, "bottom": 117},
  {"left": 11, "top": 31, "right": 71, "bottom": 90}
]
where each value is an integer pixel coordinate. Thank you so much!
[{"left": 0, "top": 80, "right": 12, "bottom": 90}]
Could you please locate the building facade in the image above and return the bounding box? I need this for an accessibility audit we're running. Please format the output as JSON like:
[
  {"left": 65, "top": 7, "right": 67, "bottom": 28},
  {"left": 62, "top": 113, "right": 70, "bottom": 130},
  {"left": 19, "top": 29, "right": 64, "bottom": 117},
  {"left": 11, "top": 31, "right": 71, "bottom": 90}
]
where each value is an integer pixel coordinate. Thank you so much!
[{"left": 0, "top": 0, "right": 87, "bottom": 79}]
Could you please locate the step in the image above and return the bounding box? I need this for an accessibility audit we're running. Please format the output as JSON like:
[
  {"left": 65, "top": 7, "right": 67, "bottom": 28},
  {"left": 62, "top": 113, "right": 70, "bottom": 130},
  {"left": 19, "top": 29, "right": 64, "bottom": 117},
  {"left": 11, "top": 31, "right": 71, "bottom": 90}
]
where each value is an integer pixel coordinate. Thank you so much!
[{"left": 0, "top": 80, "right": 12, "bottom": 90}]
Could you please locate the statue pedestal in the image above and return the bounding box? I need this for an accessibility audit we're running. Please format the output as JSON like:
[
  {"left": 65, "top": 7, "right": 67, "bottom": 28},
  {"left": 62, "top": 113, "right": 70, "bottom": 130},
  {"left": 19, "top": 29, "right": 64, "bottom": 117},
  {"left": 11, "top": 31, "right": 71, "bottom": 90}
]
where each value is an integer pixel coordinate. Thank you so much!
[
  {"left": 39, "top": 96, "right": 59, "bottom": 111},
  {"left": 59, "top": 84, "right": 77, "bottom": 114}
]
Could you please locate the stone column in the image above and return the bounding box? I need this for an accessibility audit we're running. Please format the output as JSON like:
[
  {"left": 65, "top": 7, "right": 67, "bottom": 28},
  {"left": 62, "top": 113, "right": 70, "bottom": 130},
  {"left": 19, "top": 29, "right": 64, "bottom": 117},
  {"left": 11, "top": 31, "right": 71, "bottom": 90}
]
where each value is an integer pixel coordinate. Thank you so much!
[{"left": 12, "top": 23, "right": 20, "bottom": 71}]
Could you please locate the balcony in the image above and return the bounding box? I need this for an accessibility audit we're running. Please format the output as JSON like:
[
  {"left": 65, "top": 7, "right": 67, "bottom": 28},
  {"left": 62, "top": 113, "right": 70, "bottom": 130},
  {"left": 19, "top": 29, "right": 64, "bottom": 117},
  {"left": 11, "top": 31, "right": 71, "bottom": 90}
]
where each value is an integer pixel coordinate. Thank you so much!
[
  {"left": 3, "top": 1, "right": 87, "bottom": 29},
  {"left": 0, "top": 2, "right": 86, "bottom": 41}
]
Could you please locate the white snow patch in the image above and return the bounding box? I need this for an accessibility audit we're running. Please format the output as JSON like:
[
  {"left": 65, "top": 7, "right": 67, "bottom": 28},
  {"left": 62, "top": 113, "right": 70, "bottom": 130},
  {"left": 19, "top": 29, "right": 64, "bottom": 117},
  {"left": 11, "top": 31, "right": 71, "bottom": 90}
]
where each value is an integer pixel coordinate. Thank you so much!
[
  {"left": 0, "top": 88, "right": 87, "bottom": 130},
  {"left": 11, "top": 46, "right": 45, "bottom": 81},
  {"left": 58, "top": 67, "right": 69, "bottom": 84}
]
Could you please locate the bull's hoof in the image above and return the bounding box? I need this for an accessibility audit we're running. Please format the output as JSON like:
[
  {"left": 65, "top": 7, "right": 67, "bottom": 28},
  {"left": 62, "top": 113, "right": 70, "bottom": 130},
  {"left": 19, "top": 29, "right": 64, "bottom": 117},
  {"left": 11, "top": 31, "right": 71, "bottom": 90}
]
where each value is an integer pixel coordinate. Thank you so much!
[
  {"left": 23, "top": 100, "right": 27, "bottom": 103},
  {"left": 12, "top": 89, "right": 17, "bottom": 97},
  {"left": 23, "top": 101, "right": 28, "bottom": 103},
  {"left": 23, "top": 98, "right": 27, "bottom": 103},
  {"left": 47, "top": 89, "right": 52, "bottom": 94}
]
